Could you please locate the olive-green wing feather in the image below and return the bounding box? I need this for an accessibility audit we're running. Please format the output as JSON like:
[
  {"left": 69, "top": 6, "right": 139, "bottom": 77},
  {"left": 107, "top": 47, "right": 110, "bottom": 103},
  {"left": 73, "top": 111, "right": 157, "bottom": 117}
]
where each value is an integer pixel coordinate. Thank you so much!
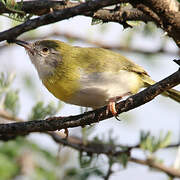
[{"left": 74, "top": 47, "right": 148, "bottom": 75}]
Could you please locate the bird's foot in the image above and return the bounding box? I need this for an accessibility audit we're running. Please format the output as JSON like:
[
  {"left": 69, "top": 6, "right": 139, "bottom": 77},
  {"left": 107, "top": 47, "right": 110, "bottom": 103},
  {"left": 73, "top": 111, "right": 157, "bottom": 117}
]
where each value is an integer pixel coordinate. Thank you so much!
[
  {"left": 106, "top": 97, "right": 122, "bottom": 120},
  {"left": 64, "top": 128, "right": 69, "bottom": 138},
  {"left": 106, "top": 93, "right": 131, "bottom": 120}
]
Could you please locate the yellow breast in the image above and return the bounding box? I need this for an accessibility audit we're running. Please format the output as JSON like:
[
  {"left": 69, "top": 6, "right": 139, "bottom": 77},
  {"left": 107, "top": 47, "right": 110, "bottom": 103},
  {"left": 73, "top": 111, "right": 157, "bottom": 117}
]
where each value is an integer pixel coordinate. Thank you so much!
[{"left": 42, "top": 70, "right": 80, "bottom": 103}]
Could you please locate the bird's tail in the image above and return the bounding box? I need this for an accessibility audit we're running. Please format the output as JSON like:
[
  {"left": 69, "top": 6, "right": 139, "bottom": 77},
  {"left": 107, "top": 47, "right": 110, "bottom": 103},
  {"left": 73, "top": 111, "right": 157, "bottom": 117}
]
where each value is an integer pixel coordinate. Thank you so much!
[{"left": 142, "top": 75, "right": 180, "bottom": 103}]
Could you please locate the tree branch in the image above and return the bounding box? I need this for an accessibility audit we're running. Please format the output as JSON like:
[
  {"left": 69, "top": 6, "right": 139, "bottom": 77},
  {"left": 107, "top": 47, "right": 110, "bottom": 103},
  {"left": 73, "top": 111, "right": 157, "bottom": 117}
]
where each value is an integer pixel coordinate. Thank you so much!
[
  {"left": 0, "top": 109, "right": 23, "bottom": 122},
  {"left": 48, "top": 131, "right": 180, "bottom": 153},
  {"left": 49, "top": 132, "right": 180, "bottom": 177},
  {"left": 104, "top": 162, "right": 113, "bottom": 180},
  {"left": 0, "top": 0, "right": 127, "bottom": 42},
  {"left": 130, "top": 157, "right": 180, "bottom": 177},
  {"left": 0, "top": 0, "right": 150, "bottom": 23},
  {"left": 129, "top": 0, "right": 180, "bottom": 47},
  {"left": 49, "top": 132, "right": 130, "bottom": 156},
  {"left": 0, "top": 68, "right": 179, "bottom": 135},
  {"left": 93, "top": 8, "right": 153, "bottom": 24},
  {"left": 0, "top": 1, "right": 73, "bottom": 15}
]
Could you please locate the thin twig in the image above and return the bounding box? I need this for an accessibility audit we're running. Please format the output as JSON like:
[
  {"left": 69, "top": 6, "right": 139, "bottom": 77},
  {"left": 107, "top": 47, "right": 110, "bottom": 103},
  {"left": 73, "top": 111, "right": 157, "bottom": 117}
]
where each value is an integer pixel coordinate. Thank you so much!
[
  {"left": 129, "top": 0, "right": 180, "bottom": 47},
  {"left": 49, "top": 132, "right": 180, "bottom": 178},
  {"left": 49, "top": 132, "right": 130, "bottom": 156},
  {"left": 104, "top": 158, "right": 113, "bottom": 180},
  {"left": 0, "top": 109, "right": 23, "bottom": 122},
  {"left": 129, "top": 157, "right": 180, "bottom": 177}
]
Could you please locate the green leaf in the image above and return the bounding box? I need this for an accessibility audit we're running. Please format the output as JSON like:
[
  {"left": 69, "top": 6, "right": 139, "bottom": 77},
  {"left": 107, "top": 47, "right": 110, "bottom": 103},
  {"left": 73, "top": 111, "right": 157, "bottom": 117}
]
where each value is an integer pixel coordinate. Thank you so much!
[
  {"left": 4, "top": 90, "right": 20, "bottom": 116},
  {"left": 126, "top": 21, "right": 141, "bottom": 27},
  {"left": 0, "top": 72, "right": 15, "bottom": 94},
  {"left": 140, "top": 131, "right": 171, "bottom": 153},
  {"left": 65, "top": 168, "right": 78, "bottom": 177},
  {"left": 35, "top": 167, "right": 57, "bottom": 180},
  {"left": 0, "top": 137, "right": 62, "bottom": 180},
  {"left": 118, "top": 153, "right": 128, "bottom": 168},
  {"left": 0, "top": 0, "right": 33, "bottom": 22},
  {"left": 158, "top": 131, "right": 171, "bottom": 149},
  {"left": 28, "top": 101, "right": 61, "bottom": 120},
  {"left": 91, "top": 18, "right": 103, "bottom": 25},
  {"left": 0, "top": 153, "right": 19, "bottom": 179}
]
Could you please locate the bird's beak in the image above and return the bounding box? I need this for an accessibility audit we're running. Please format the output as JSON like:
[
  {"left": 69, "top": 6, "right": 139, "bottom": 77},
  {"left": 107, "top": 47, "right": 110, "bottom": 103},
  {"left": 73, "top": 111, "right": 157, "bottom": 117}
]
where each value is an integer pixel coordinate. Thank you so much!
[{"left": 15, "top": 40, "right": 34, "bottom": 55}]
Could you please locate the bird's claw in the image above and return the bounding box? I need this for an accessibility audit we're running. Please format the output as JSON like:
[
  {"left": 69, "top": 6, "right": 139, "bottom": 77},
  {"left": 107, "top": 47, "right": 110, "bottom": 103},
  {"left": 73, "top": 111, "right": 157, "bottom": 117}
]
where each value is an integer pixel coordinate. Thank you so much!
[
  {"left": 114, "top": 115, "right": 121, "bottom": 121},
  {"left": 106, "top": 100, "right": 121, "bottom": 121},
  {"left": 64, "top": 128, "right": 69, "bottom": 138}
]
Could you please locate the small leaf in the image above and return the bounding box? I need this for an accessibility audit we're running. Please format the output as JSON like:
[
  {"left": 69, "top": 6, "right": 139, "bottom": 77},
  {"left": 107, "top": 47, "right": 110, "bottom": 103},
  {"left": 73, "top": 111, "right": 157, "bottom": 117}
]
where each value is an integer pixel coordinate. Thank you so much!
[
  {"left": 91, "top": 18, "right": 103, "bottom": 25},
  {"left": 159, "top": 131, "right": 171, "bottom": 149},
  {"left": 140, "top": 131, "right": 172, "bottom": 153},
  {"left": 28, "top": 101, "right": 61, "bottom": 120},
  {"left": 118, "top": 153, "right": 128, "bottom": 168},
  {"left": 4, "top": 90, "right": 20, "bottom": 116}
]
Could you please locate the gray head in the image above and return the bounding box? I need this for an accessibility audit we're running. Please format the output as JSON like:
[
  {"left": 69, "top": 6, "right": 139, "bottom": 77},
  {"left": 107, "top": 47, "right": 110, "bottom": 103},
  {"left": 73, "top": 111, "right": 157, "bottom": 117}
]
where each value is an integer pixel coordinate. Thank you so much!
[{"left": 15, "top": 40, "right": 61, "bottom": 79}]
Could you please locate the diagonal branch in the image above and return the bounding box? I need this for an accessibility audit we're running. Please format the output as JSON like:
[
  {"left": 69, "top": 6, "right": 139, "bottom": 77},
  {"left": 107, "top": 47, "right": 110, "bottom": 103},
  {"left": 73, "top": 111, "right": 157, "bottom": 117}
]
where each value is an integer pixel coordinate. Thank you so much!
[
  {"left": 0, "top": 1, "right": 70, "bottom": 15},
  {"left": 0, "top": 109, "right": 23, "bottom": 122},
  {"left": 0, "top": 68, "right": 179, "bottom": 135},
  {"left": 129, "top": 0, "right": 180, "bottom": 47},
  {"left": 0, "top": 0, "right": 127, "bottom": 42},
  {"left": 49, "top": 132, "right": 180, "bottom": 177},
  {"left": 130, "top": 157, "right": 180, "bottom": 177},
  {"left": 49, "top": 132, "right": 130, "bottom": 156},
  {"left": 0, "top": 0, "right": 150, "bottom": 23}
]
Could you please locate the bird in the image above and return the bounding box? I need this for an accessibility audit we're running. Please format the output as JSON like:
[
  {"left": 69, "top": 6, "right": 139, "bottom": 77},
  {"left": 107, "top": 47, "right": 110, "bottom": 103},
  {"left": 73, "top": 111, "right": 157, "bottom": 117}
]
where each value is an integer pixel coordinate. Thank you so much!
[{"left": 14, "top": 39, "right": 180, "bottom": 117}]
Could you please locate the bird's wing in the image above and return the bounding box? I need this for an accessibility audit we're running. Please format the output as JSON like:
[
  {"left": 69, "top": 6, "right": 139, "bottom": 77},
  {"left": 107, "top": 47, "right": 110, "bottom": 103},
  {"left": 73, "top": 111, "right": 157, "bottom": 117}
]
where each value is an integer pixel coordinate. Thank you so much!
[{"left": 75, "top": 47, "right": 149, "bottom": 76}]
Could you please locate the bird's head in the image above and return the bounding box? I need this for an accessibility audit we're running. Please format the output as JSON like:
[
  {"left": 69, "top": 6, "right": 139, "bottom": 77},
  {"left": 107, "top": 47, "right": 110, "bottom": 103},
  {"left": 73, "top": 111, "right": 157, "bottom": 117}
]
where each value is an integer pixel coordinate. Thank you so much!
[{"left": 15, "top": 40, "right": 69, "bottom": 79}]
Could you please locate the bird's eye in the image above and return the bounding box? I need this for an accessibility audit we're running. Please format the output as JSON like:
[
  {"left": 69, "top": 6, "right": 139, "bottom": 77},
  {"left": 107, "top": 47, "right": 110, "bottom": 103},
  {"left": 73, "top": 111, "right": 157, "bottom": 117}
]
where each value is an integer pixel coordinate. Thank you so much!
[{"left": 42, "top": 47, "right": 49, "bottom": 53}]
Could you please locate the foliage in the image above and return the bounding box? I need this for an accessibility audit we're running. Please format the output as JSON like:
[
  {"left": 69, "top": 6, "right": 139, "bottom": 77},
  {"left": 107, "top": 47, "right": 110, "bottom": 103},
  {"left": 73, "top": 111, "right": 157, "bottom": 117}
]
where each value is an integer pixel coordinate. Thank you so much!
[
  {"left": 28, "top": 101, "right": 62, "bottom": 121},
  {"left": 91, "top": 18, "right": 103, "bottom": 25},
  {"left": 64, "top": 167, "right": 104, "bottom": 180},
  {"left": 0, "top": 72, "right": 20, "bottom": 116},
  {"left": 0, "top": 0, "right": 33, "bottom": 22},
  {"left": 0, "top": 137, "right": 62, "bottom": 180},
  {"left": 118, "top": 153, "right": 129, "bottom": 168},
  {"left": 140, "top": 131, "right": 171, "bottom": 153}
]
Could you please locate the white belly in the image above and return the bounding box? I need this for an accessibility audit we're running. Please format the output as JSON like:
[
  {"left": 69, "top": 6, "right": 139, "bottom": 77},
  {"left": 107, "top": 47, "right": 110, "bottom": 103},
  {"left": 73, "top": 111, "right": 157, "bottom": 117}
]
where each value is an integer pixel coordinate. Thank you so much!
[{"left": 68, "top": 70, "right": 143, "bottom": 108}]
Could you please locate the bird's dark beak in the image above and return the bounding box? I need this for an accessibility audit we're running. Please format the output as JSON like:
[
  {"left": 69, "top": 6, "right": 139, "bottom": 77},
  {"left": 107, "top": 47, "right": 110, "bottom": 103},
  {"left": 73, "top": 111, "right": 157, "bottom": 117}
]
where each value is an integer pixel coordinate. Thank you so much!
[
  {"left": 15, "top": 40, "right": 34, "bottom": 54},
  {"left": 15, "top": 40, "right": 31, "bottom": 49}
]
